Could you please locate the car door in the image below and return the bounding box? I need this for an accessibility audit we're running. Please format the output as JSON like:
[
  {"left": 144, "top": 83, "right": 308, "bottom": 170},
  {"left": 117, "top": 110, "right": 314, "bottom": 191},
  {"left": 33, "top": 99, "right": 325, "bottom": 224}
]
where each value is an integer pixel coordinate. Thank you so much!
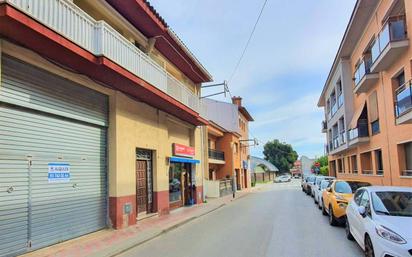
[
  {"left": 323, "top": 181, "right": 334, "bottom": 212},
  {"left": 353, "top": 190, "right": 371, "bottom": 249},
  {"left": 348, "top": 189, "right": 364, "bottom": 243}
]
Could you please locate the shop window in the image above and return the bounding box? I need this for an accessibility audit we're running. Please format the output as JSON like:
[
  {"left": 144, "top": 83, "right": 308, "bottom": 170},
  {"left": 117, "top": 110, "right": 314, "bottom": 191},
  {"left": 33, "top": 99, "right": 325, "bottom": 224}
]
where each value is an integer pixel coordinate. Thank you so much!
[
  {"left": 399, "top": 142, "right": 412, "bottom": 176},
  {"left": 375, "top": 149, "right": 384, "bottom": 175},
  {"left": 361, "top": 152, "right": 373, "bottom": 175},
  {"left": 337, "top": 159, "right": 343, "bottom": 173}
]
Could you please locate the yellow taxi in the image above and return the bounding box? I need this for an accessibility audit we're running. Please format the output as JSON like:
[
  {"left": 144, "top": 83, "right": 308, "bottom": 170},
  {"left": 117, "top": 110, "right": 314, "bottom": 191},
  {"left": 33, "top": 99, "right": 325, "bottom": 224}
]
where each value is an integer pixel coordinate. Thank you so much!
[{"left": 321, "top": 179, "right": 371, "bottom": 226}]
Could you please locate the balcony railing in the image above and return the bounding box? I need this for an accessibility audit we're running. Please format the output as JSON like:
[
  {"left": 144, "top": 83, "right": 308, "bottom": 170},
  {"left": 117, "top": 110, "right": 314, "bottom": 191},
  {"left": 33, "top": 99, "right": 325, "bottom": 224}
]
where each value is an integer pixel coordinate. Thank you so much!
[
  {"left": 321, "top": 120, "right": 327, "bottom": 132},
  {"left": 348, "top": 120, "right": 369, "bottom": 141},
  {"left": 395, "top": 80, "right": 412, "bottom": 117},
  {"left": 377, "top": 170, "right": 384, "bottom": 176},
  {"left": 402, "top": 170, "right": 412, "bottom": 177},
  {"left": 354, "top": 57, "right": 373, "bottom": 85},
  {"left": 362, "top": 170, "right": 373, "bottom": 175},
  {"left": 331, "top": 102, "right": 338, "bottom": 116},
  {"left": 337, "top": 94, "right": 343, "bottom": 108},
  {"left": 208, "top": 148, "right": 225, "bottom": 161},
  {"left": 371, "top": 16, "right": 407, "bottom": 64},
  {"left": 339, "top": 132, "right": 346, "bottom": 144},
  {"left": 3, "top": 0, "right": 200, "bottom": 112}
]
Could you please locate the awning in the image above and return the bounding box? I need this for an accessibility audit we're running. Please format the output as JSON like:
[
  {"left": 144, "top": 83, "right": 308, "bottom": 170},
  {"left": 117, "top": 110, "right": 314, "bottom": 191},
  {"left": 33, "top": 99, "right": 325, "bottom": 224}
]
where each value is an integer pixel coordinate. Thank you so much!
[
  {"left": 349, "top": 101, "right": 366, "bottom": 129},
  {"left": 169, "top": 157, "right": 200, "bottom": 164}
]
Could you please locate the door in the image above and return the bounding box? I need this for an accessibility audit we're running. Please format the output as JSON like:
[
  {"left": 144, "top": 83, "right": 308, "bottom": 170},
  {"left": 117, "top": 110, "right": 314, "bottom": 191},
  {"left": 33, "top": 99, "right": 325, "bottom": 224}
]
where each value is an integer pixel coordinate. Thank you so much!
[
  {"left": 0, "top": 56, "right": 108, "bottom": 255},
  {"left": 136, "top": 160, "right": 147, "bottom": 214}
]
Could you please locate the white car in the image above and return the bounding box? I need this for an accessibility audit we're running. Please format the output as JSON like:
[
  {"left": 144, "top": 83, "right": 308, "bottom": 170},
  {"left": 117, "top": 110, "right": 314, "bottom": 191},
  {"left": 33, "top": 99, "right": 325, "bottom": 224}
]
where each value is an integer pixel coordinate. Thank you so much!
[
  {"left": 314, "top": 178, "right": 334, "bottom": 208},
  {"left": 274, "top": 175, "right": 291, "bottom": 183},
  {"left": 346, "top": 186, "right": 412, "bottom": 257}
]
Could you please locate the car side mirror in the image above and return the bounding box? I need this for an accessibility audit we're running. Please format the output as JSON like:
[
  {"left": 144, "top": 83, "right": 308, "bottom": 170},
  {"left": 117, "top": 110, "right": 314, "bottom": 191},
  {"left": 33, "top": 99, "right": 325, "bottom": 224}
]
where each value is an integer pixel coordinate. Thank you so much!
[
  {"left": 358, "top": 206, "right": 366, "bottom": 217},
  {"left": 326, "top": 187, "right": 332, "bottom": 192}
]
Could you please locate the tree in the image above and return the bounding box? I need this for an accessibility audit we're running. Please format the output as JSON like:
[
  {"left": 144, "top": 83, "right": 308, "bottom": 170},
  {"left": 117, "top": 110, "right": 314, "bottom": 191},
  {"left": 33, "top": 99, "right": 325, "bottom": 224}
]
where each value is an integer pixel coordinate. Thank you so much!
[
  {"left": 263, "top": 140, "right": 298, "bottom": 173},
  {"left": 312, "top": 156, "right": 329, "bottom": 175}
]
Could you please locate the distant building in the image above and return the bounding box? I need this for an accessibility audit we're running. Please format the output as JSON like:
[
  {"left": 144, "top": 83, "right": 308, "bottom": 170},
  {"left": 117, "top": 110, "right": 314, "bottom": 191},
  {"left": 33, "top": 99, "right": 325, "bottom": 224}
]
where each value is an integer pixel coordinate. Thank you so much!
[
  {"left": 250, "top": 156, "right": 278, "bottom": 183},
  {"left": 290, "top": 160, "right": 302, "bottom": 177},
  {"left": 300, "top": 156, "right": 315, "bottom": 175}
]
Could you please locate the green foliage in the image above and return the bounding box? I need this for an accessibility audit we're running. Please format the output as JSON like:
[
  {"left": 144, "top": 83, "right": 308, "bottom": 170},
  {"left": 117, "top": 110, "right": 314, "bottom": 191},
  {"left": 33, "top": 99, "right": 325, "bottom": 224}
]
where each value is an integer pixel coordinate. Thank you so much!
[
  {"left": 263, "top": 139, "right": 298, "bottom": 172},
  {"left": 320, "top": 166, "right": 329, "bottom": 176},
  {"left": 312, "top": 156, "right": 329, "bottom": 176}
]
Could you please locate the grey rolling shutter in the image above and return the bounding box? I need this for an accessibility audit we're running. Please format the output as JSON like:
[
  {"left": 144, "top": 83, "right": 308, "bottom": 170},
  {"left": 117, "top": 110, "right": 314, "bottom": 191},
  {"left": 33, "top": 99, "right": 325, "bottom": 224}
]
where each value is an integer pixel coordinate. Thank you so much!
[{"left": 0, "top": 56, "right": 108, "bottom": 256}]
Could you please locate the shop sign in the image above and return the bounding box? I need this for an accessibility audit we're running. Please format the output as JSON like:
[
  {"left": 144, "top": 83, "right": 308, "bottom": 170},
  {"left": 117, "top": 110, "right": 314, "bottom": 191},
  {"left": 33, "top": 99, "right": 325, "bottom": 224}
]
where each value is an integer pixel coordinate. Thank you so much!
[
  {"left": 48, "top": 163, "right": 70, "bottom": 183},
  {"left": 173, "top": 143, "right": 195, "bottom": 158}
]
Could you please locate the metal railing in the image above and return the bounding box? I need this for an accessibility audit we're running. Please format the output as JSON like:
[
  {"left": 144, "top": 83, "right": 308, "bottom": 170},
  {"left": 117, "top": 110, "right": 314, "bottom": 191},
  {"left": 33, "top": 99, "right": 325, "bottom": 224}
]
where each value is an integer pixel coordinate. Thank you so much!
[
  {"left": 377, "top": 170, "right": 384, "bottom": 175},
  {"left": 354, "top": 56, "right": 373, "bottom": 85},
  {"left": 337, "top": 94, "right": 343, "bottom": 108},
  {"left": 208, "top": 148, "right": 225, "bottom": 161},
  {"left": 331, "top": 102, "right": 338, "bottom": 116},
  {"left": 3, "top": 0, "right": 200, "bottom": 113},
  {"left": 348, "top": 119, "right": 369, "bottom": 141},
  {"left": 322, "top": 120, "right": 327, "bottom": 131},
  {"left": 362, "top": 170, "right": 373, "bottom": 175},
  {"left": 402, "top": 170, "right": 412, "bottom": 176},
  {"left": 371, "top": 16, "right": 407, "bottom": 64},
  {"left": 395, "top": 80, "right": 412, "bottom": 117}
]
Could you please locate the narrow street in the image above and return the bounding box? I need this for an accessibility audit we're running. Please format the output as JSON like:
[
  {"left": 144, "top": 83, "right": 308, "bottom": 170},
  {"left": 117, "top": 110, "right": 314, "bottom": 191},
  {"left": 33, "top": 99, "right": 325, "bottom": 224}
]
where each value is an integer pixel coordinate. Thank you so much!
[{"left": 118, "top": 180, "right": 363, "bottom": 257}]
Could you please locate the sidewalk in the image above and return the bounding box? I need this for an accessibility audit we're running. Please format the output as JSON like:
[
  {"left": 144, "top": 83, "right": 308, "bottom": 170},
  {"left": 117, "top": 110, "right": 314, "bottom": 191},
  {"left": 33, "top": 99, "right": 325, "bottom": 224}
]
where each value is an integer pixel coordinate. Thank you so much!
[{"left": 21, "top": 184, "right": 268, "bottom": 257}]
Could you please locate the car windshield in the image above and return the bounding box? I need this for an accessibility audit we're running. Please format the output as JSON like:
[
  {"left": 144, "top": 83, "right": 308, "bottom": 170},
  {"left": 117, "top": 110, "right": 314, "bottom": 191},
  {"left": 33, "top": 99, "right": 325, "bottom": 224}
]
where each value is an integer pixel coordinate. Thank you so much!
[
  {"left": 372, "top": 191, "right": 412, "bottom": 217},
  {"left": 335, "top": 181, "right": 371, "bottom": 194}
]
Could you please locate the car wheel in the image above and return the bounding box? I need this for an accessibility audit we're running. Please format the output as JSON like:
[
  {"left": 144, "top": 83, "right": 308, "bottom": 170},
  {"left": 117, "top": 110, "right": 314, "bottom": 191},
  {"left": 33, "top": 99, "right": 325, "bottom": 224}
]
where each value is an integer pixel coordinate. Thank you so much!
[
  {"left": 314, "top": 196, "right": 317, "bottom": 204},
  {"left": 318, "top": 199, "right": 322, "bottom": 210},
  {"left": 322, "top": 202, "right": 327, "bottom": 216},
  {"left": 364, "top": 235, "right": 375, "bottom": 257},
  {"left": 345, "top": 220, "right": 354, "bottom": 241},
  {"left": 329, "top": 205, "right": 338, "bottom": 226}
]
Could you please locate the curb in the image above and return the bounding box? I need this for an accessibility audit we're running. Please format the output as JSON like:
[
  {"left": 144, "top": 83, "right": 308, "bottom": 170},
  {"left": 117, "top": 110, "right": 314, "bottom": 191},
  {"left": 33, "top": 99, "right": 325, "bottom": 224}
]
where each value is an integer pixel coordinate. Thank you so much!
[{"left": 109, "top": 198, "right": 242, "bottom": 257}]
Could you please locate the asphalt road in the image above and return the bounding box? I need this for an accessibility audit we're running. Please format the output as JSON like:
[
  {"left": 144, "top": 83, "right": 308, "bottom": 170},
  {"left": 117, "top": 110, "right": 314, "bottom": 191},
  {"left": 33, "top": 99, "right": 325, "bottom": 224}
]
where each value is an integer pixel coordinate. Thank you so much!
[{"left": 118, "top": 180, "right": 363, "bottom": 257}]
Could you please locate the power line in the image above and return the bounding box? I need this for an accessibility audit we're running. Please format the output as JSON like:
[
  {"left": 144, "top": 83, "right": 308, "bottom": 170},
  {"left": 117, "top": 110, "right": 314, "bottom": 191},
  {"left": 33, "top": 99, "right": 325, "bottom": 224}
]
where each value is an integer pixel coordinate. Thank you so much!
[{"left": 227, "top": 0, "right": 268, "bottom": 85}]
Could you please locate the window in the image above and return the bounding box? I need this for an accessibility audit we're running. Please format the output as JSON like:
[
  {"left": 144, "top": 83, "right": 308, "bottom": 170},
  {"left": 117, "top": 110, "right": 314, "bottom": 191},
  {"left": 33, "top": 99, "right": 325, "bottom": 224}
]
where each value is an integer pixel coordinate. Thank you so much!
[
  {"left": 361, "top": 151, "right": 373, "bottom": 174},
  {"left": 371, "top": 120, "right": 380, "bottom": 135},
  {"left": 337, "top": 159, "right": 343, "bottom": 173},
  {"left": 368, "top": 91, "right": 379, "bottom": 134},
  {"left": 397, "top": 71, "right": 405, "bottom": 87},
  {"left": 351, "top": 155, "right": 358, "bottom": 174},
  {"left": 359, "top": 190, "right": 370, "bottom": 209},
  {"left": 375, "top": 149, "right": 383, "bottom": 175},
  {"left": 354, "top": 189, "right": 364, "bottom": 205}
]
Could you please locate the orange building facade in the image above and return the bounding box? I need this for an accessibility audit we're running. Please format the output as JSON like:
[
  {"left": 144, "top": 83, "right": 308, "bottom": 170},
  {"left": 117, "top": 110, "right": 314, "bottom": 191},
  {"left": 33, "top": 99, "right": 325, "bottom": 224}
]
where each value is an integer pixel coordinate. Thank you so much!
[{"left": 319, "top": 0, "right": 412, "bottom": 187}]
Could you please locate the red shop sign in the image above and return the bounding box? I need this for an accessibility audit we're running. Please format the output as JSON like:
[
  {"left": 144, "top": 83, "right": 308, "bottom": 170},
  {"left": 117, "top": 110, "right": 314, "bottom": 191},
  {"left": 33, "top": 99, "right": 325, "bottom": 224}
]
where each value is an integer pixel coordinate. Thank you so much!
[{"left": 173, "top": 143, "right": 195, "bottom": 157}]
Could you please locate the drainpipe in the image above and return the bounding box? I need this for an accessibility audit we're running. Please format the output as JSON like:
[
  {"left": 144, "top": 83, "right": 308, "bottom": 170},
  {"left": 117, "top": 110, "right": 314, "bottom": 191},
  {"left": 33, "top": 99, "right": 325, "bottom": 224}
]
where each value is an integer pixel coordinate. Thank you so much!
[{"left": 200, "top": 125, "right": 206, "bottom": 202}]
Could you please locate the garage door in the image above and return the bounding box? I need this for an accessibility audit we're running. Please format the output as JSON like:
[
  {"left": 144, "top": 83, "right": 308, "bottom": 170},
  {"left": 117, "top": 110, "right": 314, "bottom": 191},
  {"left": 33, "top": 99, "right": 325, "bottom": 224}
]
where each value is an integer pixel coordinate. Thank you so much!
[{"left": 0, "top": 56, "right": 108, "bottom": 256}]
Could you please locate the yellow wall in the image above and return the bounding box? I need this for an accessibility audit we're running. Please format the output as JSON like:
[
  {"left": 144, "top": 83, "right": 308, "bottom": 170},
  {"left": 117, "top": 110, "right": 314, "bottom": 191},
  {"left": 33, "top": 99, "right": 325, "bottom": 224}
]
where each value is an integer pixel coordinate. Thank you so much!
[{"left": 110, "top": 92, "right": 204, "bottom": 197}]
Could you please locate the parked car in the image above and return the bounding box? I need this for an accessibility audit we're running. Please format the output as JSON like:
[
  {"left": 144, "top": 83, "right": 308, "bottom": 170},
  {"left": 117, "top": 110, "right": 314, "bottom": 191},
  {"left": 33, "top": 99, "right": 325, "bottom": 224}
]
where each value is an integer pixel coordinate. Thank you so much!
[
  {"left": 314, "top": 177, "right": 334, "bottom": 206},
  {"left": 304, "top": 175, "right": 316, "bottom": 195},
  {"left": 346, "top": 186, "right": 412, "bottom": 257},
  {"left": 293, "top": 174, "right": 301, "bottom": 179},
  {"left": 322, "top": 180, "right": 371, "bottom": 226},
  {"left": 274, "top": 174, "right": 291, "bottom": 183}
]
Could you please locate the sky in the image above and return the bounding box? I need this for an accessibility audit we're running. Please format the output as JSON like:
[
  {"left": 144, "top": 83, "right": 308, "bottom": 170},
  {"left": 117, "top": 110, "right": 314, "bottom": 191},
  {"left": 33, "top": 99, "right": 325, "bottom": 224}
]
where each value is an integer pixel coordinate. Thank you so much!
[{"left": 150, "top": 0, "right": 356, "bottom": 159}]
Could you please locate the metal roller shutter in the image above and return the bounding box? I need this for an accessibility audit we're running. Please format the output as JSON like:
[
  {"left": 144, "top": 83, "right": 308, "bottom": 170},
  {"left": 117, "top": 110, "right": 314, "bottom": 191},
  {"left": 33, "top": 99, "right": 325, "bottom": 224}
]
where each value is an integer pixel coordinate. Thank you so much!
[{"left": 0, "top": 56, "right": 108, "bottom": 256}]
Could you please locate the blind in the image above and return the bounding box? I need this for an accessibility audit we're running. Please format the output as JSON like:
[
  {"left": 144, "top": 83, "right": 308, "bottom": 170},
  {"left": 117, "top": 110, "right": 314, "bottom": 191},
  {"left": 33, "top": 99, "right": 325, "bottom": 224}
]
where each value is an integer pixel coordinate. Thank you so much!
[{"left": 368, "top": 91, "right": 379, "bottom": 122}]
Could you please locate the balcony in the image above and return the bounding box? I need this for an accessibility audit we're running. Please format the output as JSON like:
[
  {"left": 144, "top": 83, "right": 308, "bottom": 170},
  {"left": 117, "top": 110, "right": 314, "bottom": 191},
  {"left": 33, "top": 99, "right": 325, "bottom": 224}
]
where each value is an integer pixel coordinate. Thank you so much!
[
  {"left": 348, "top": 120, "right": 369, "bottom": 147},
  {"left": 395, "top": 80, "right": 412, "bottom": 124},
  {"left": 328, "top": 132, "right": 347, "bottom": 155},
  {"left": 321, "top": 120, "right": 327, "bottom": 133},
  {"left": 2, "top": 0, "right": 200, "bottom": 113},
  {"left": 353, "top": 57, "right": 379, "bottom": 94},
  {"left": 370, "top": 16, "right": 409, "bottom": 73},
  {"left": 337, "top": 94, "right": 343, "bottom": 108},
  {"left": 208, "top": 148, "right": 225, "bottom": 164}
]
